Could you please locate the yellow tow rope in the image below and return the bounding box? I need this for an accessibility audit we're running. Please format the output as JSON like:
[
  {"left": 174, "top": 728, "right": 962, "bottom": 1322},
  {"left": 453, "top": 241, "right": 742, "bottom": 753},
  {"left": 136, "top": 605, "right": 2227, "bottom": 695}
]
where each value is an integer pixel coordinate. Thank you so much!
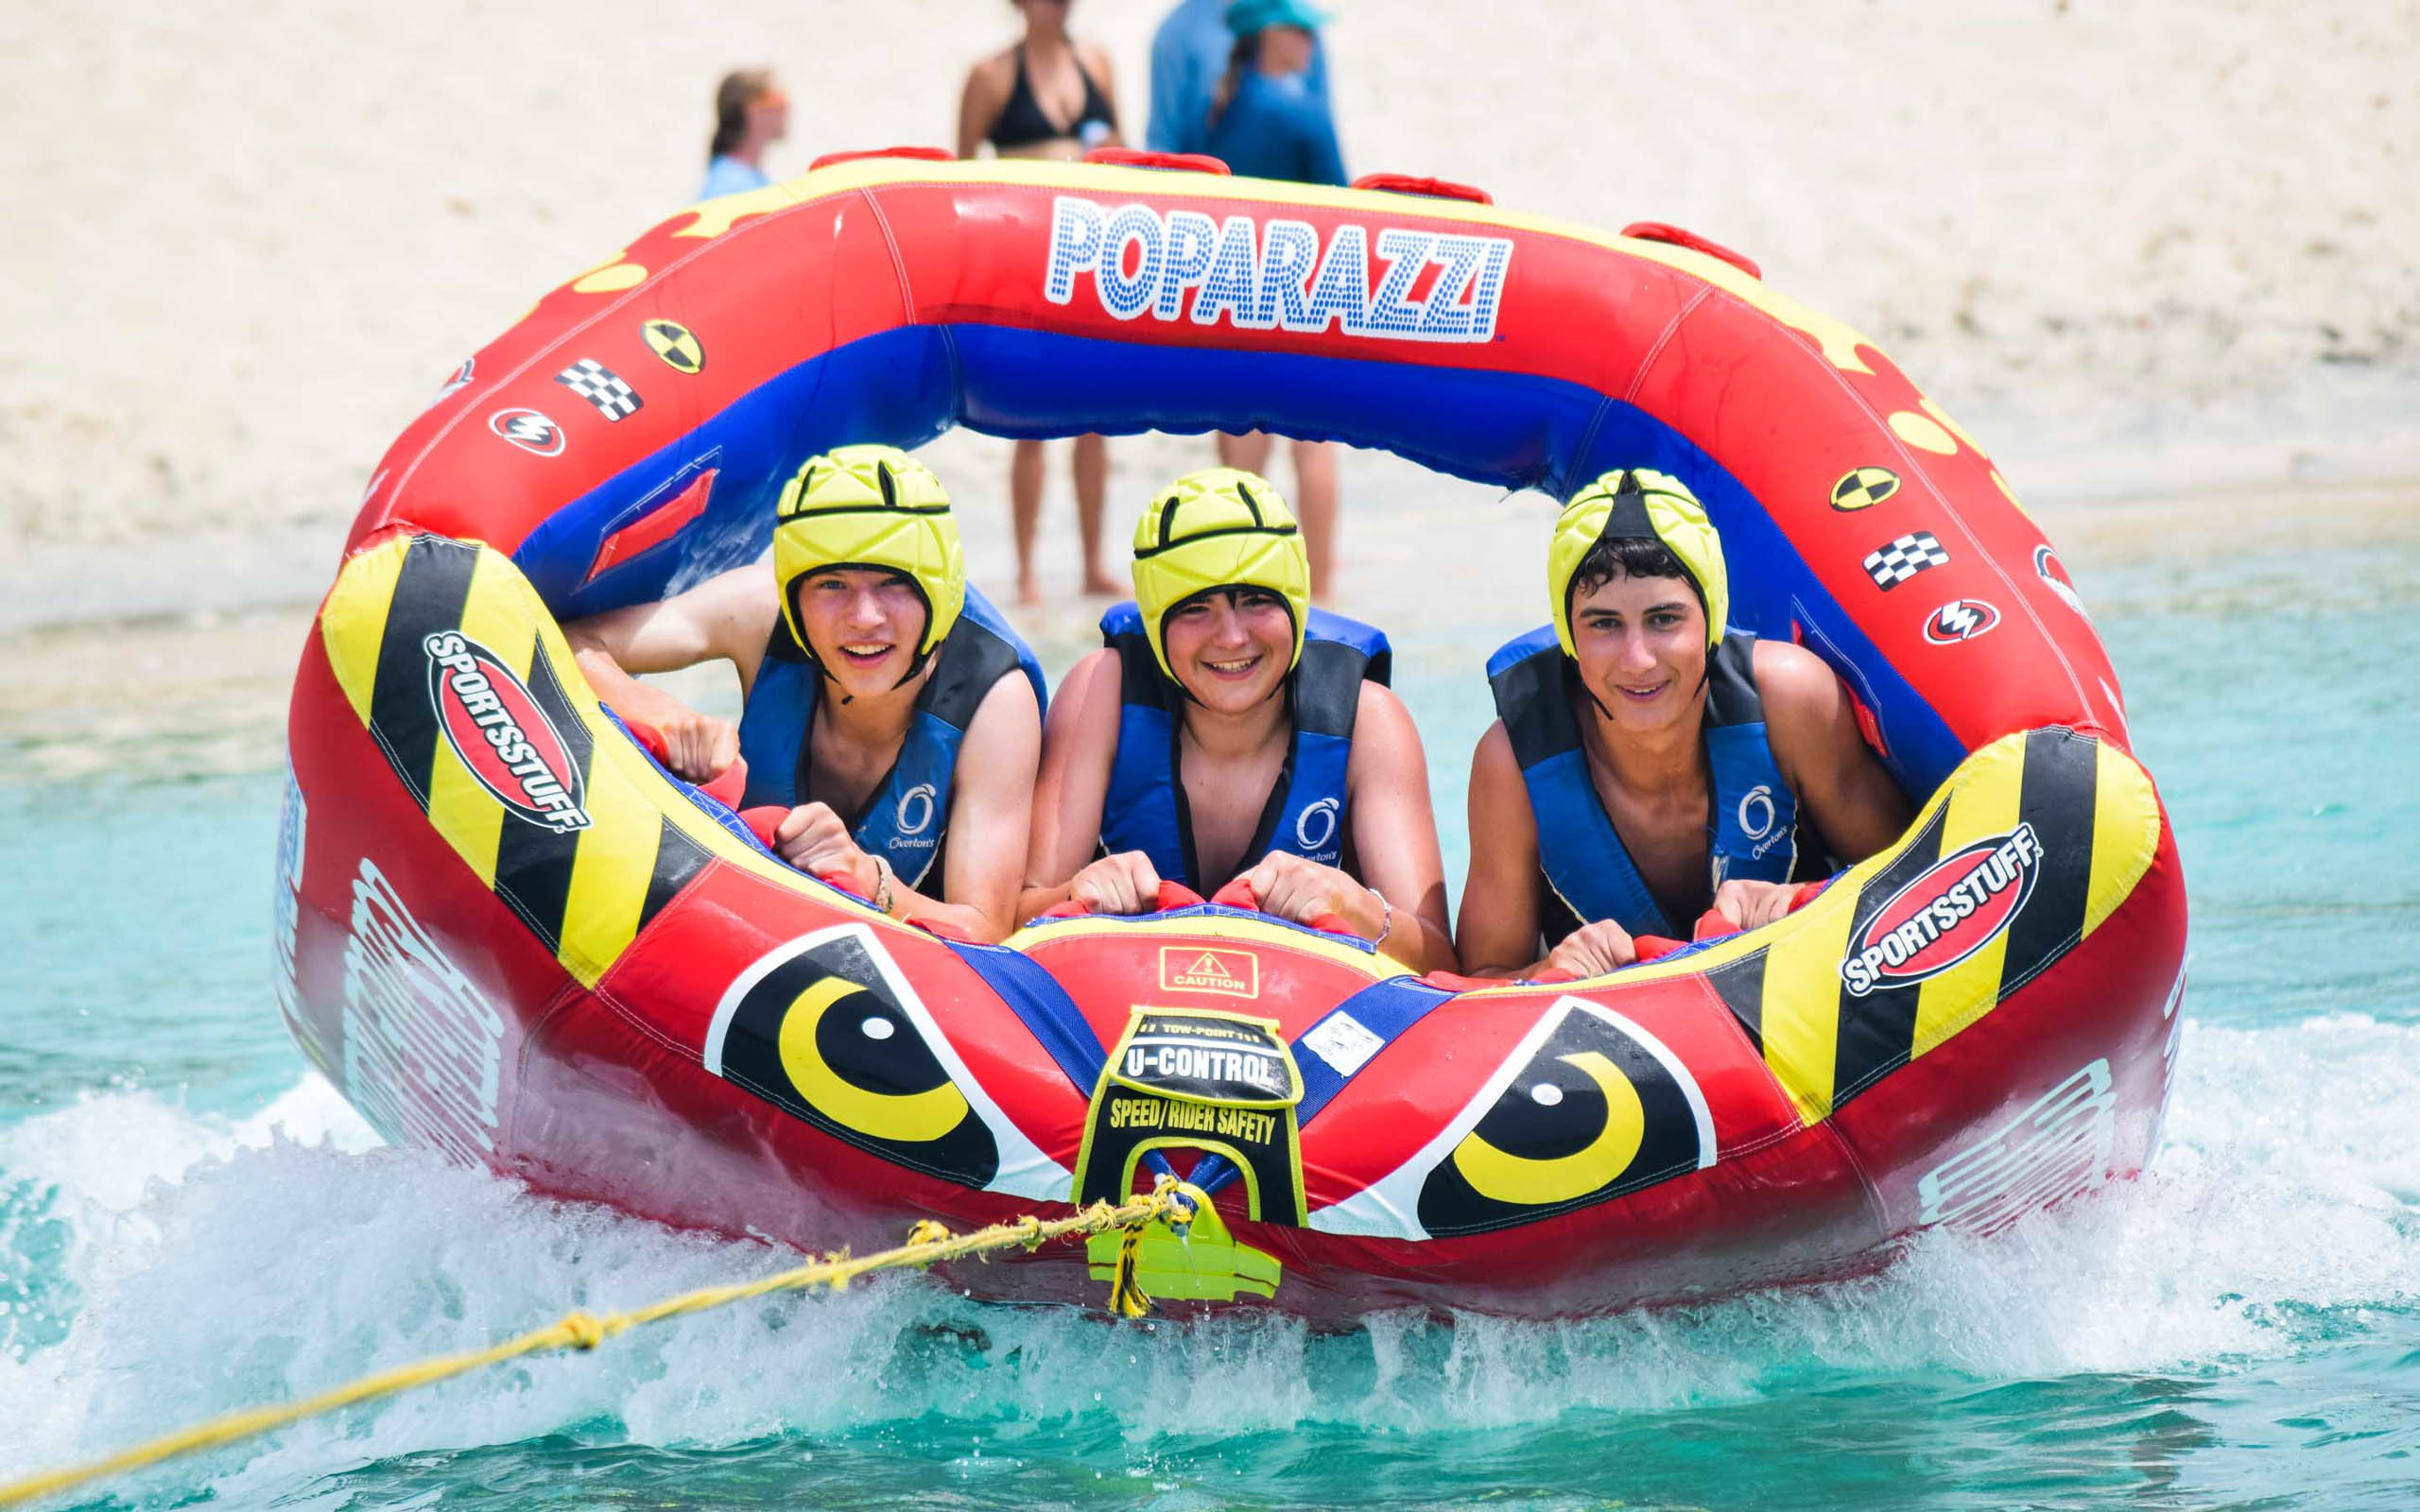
[{"left": 0, "top": 1180, "right": 1198, "bottom": 1508}]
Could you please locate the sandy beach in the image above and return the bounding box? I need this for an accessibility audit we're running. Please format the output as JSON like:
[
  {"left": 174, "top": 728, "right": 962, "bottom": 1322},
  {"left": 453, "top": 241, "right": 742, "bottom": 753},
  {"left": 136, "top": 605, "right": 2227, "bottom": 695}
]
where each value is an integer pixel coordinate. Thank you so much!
[{"left": 3, "top": 0, "right": 2414, "bottom": 630}]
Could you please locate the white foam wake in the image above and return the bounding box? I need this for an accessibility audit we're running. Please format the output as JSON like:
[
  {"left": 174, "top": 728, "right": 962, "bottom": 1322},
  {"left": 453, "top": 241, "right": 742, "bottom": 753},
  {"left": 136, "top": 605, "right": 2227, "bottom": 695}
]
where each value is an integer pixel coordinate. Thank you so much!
[{"left": 0, "top": 1015, "right": 2411, "bottom": 1502}]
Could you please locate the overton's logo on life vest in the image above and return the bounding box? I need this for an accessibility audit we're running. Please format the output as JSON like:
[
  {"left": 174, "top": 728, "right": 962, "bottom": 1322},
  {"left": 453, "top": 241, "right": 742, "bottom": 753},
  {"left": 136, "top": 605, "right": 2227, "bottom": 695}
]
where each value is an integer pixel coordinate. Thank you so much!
[
  {"left": 1160, "top": 946, "right": 1258, "bottom": 997},
  {"left": 894, "top": 782, "right": 938, "bottom": 836},
  {"left": 422, "top": 632, "right": 592, "bottom": 833},
  {"left": 1044, "top": 196, "right": 1514, "bottom": 344},
  {"left": 1840, "top": 824, "right": 2042, "bottom": 996},
  {"left": 1737, "top": 784, "right": 1777, "bottom": 841},
  {"left": 1294, "top": 796, "right": 1341, "bottom": 853}
]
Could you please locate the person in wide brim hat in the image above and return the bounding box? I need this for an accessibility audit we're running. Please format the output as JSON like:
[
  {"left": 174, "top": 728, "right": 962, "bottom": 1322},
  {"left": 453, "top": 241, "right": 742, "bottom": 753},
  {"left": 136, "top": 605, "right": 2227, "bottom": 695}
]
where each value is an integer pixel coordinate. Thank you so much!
[{"left": 1222, "top": 0, "right": 1332, "bottom": 33}]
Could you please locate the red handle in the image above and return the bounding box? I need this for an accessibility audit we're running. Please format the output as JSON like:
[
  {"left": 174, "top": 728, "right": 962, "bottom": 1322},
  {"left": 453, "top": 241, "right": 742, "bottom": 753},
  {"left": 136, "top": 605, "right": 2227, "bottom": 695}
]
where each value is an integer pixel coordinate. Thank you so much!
[
  {"left": 698, "top": 758, "right": 748, "bottom": 810},
  {"left": 1153, "top": 880, "right": 1207, "bottom": 912},
  {"left": 808, "top": 145, "right": 953, "bottom": 170},
  {"left": 1043, "top": 879, "right": 1207, "bottom": 919},
  {"left": 1213, "top": 877, "right": 1359, "bottom": 939},
  {"left": 1209, "top": 878, "right": 1259, "bottom": 912},
  {"left": 1618, "top": 221, "right": 1762, "bottom": 281},
  {"left": 624, "top": 715, "right": 750, "bottom": 808},
  {"left": 737, "top": 805, "right": 787, "bottom": 851},
  {"left": 814, "top": 865, "right": 870, "bottom": 902},
  {"left": 1533, "top": 934, "right": 1685, "bottom": 977},
  {"left": 1084, "top": 146, "right": 1231, "bottom": 175},
  {"left": 1352, "top": 171, "right": 1493, "bottom": 205}
]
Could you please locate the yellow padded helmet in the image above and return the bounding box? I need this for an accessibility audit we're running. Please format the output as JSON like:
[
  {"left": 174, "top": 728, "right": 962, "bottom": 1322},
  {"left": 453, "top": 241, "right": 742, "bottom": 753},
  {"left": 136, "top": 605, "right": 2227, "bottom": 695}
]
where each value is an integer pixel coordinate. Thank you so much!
[
  {"left": 771, "top": 444, "right": 965, "bottom": 679},
  {"left": 1547, "top": 468, "right": 1729, "bottom": 656},
  {"left": 1130, "top": 468, "right": 1310, "bottom": 683}
]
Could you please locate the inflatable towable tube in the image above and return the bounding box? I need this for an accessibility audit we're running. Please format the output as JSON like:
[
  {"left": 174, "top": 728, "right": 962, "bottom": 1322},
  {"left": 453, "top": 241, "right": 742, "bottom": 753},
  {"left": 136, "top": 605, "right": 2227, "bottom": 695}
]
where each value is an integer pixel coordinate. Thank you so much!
[{"left": 277, "top": 155, "right": 2187, "bottom": 1320}]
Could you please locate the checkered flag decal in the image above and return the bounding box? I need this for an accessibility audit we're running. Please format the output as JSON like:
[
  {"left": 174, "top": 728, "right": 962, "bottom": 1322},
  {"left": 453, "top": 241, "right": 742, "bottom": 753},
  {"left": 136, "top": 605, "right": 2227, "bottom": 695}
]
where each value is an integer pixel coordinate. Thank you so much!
[
  {"left": 554, "top": 358, "right": 642, "bottom": 421},
  {"left": 1862, "top": 531, "right": 1951, "bottom": 591}
]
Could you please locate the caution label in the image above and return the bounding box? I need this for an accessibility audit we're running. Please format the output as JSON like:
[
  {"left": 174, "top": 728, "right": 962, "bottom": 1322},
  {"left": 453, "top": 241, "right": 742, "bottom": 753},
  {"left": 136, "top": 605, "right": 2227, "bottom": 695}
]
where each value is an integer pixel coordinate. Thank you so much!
[{"left": 1159, "top": 945, "right": 1258, "bottom": 998}]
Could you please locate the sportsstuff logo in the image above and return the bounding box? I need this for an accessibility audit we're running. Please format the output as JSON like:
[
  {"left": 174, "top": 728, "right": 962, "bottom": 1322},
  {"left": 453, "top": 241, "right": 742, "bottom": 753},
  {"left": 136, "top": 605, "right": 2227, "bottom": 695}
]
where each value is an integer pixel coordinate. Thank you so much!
[
  {"left": 423, "top": 632, "right": 591, "bottom": 832},
  {"left": 1841, "top": 824, "right": 2042, "bottom": 996}
]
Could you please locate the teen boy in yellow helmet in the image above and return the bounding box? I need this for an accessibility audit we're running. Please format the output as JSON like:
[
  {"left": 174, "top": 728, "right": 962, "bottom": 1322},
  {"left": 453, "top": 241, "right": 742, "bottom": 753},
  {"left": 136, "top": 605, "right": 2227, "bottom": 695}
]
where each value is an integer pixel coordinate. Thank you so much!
[
  {"left": 1021, "top": 468, "right": 1457, "bottom": 973},
  {"left": 1459, "top": 468, "right": 1910, "bottom": 979},
  {"left": 565, "top": 445, "right": 1045, "bottom": 942}
]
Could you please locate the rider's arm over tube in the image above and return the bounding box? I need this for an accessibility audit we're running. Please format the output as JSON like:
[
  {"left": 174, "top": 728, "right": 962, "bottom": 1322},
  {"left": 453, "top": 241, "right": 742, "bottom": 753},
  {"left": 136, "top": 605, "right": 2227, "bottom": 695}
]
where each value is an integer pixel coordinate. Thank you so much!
[{"left": 562, "top": 563, "right": 776, "bottom": 782}]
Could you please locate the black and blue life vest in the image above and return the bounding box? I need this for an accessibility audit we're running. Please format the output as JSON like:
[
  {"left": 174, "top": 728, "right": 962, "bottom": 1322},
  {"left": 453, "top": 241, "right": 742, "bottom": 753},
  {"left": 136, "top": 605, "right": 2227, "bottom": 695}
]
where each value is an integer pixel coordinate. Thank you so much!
[
  {"left": 1098, "top": 601, "right": 1392, "bottom": 891},
  {"left": 737, "top": 585, "right": 1045, "bottom": 890},
  {"left": 1486, "top": 627, "right": 1801, "bottom": 941}
]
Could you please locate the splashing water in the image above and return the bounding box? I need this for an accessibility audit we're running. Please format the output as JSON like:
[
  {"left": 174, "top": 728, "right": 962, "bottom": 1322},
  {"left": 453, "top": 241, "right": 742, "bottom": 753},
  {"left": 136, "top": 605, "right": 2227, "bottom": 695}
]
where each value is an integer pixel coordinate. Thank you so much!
[{"left": 2, "top": 488, "right": 2415, "bottom": 1508}]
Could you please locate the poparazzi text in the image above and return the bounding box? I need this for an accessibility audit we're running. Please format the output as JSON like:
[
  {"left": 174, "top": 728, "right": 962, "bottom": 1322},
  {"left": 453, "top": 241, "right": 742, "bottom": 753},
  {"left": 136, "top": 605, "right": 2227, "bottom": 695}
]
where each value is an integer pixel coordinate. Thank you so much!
[{"left": 1045, "top": 196, "right": 1513, "bottom": 343}]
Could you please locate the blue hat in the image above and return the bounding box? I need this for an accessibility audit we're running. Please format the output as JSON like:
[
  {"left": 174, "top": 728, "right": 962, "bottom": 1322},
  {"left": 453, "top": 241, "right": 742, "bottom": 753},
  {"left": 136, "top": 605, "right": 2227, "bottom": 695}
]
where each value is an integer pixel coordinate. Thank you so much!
[{"left": 1225, "top": 0, "right": 1330, "bottom": 36}]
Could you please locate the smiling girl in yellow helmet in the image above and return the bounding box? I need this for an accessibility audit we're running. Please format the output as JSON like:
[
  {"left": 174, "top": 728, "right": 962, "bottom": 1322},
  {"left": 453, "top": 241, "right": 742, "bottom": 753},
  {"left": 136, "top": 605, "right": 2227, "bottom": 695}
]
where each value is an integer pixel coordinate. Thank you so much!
[
  {"left": 1019, "top": 468, "right": 1457, "bottom": 973},
  {"left": 565, "top": 444, "right": 1045, "bottom": 943},
  {"left": 1458, "top": 468, "right": 1910, "bottom": 980}
]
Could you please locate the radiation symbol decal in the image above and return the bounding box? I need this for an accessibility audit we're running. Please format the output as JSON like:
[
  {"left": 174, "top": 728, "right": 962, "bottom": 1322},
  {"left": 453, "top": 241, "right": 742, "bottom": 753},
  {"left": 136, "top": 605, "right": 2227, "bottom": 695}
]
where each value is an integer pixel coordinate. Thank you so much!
[
  {"left": 1830, "top": 467, "right": 1900, "bottom": 511},
  {"left": 1411, "top": 999, "right": 1717, "bottom": 1238},
  {"left": 640, "top": 318, "right": 704, "bottom": 375},
  {"left": 701, "top": 923, "right": 1063, "bottom": 1195}
]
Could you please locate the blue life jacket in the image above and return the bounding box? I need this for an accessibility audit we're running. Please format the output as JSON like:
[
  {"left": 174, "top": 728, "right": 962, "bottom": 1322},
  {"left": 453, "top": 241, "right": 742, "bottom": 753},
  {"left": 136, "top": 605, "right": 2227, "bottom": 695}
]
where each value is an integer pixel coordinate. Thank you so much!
[
  {"left": 1098, "top": 601, "right": 1392, "bottom": 891},
  {"left": 1487, "top": 628, "right": 1801, "bottom": 941},
  {"left": 738, "top": 585, "right": 1045, "bottom": 890}
]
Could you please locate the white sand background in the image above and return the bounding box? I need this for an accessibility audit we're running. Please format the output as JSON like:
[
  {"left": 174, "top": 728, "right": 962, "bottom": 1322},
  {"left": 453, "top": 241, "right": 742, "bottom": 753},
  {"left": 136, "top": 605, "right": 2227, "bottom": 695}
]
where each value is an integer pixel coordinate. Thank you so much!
[{"left": 1, "top": 0, "right": 2413, "bottom": 637}]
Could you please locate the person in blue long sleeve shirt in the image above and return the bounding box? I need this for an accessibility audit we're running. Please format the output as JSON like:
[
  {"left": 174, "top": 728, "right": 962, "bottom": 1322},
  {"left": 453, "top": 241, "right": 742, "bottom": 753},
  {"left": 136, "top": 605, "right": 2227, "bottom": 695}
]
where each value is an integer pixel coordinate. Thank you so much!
[
  {"left": 1146, "top": 0, "right": 1327, "bottom": 158},
  {"left": 1203, "top": 22, "right": 1346, "bottom": 187},
  {"left": 1201, "top": 0, "right": 1349, "bottom": 594}
]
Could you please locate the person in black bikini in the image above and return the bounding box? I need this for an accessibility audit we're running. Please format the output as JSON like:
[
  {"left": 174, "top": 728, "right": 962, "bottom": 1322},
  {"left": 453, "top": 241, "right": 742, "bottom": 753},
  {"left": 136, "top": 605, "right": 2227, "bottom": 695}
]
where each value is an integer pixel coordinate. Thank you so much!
[{"left": 958, "top": 0, "right": 1125, "bottom": 607}]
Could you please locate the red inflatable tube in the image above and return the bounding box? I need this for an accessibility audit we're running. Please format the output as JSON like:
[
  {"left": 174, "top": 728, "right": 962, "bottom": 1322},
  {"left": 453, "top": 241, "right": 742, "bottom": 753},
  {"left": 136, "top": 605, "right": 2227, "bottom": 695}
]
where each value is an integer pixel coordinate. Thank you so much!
[{"left": 276, "top": 158, "right": 2185, "bottom": 1321}]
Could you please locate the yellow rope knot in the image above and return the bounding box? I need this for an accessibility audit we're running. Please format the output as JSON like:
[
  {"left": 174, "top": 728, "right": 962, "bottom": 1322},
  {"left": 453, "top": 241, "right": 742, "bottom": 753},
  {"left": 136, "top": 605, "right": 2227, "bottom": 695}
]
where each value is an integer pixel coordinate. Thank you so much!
[
  {"left": 1015, "top": 1214, "right": 1046, "bottom": 1250},
  {"left": 903, "top": 1219, "right": 953, "bottom": 1252},
  {"left": 1148, "top": 1174, "right": 1196, "bottom": 1228},
  {"left": 557, "top": 1312, "right": 607, "bottom": 1350}
]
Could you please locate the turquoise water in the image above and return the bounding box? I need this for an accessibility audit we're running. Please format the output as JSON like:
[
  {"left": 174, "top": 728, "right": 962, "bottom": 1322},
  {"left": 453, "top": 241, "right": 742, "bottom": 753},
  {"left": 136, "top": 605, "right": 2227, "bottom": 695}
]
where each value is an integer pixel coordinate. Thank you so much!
[{"left": 3, "top": 511, "right": 2416, "bottom": 1508}]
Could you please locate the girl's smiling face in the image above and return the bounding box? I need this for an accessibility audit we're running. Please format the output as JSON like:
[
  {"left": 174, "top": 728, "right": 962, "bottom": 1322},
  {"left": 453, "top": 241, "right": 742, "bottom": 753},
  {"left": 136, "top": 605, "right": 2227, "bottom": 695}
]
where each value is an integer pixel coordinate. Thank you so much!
[{"left": 1162, "top": 587, "right": 1295, "bottom": 713}]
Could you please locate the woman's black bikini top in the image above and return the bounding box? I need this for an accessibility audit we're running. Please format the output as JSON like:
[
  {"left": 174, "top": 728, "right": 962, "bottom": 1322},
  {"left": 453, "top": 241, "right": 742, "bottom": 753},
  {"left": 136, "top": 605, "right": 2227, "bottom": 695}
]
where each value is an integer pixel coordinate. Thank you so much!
[{"left": 988, "top": 43, "right": 1116, "bottom": 150}]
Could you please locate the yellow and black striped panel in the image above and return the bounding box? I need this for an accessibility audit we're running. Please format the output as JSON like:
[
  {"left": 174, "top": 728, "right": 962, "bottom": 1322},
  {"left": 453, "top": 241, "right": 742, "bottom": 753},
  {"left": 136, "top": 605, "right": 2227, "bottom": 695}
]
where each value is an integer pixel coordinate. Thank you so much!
[
  {"left": 1707, "top": 728, "right": 2162, "bottom": 1125},
  {"left": 320, "top": 533, "right": 813, "bottom": 988}
]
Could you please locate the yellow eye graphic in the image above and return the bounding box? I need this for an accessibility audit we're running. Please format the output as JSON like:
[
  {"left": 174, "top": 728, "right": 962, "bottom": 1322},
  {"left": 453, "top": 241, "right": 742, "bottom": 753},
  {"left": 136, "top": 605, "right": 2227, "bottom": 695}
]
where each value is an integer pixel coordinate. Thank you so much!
[
  {"left": 775, "top": 975, "right": 970, "bottom": 1143},
  {"left": 1447, "top": 1050, "right": 1646, "bottom": 1206}
]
